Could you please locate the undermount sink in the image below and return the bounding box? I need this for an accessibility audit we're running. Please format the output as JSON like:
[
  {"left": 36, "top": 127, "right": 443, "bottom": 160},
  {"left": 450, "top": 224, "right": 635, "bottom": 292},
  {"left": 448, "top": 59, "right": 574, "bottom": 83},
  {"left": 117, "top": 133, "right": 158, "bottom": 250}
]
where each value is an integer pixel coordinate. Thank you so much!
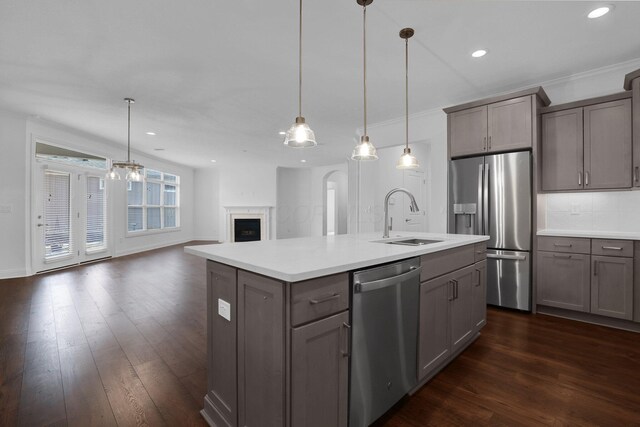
[{"left": 378, "top": 238, "right": 443, "bottom": 246}]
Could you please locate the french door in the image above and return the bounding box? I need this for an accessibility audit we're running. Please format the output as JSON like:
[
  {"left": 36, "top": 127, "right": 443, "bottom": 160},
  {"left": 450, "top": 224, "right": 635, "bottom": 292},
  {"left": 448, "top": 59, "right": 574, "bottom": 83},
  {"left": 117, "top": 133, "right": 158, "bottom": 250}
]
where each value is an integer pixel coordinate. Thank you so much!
[{"left": 33, "top": 163, "right": 110, "bottom": 272}]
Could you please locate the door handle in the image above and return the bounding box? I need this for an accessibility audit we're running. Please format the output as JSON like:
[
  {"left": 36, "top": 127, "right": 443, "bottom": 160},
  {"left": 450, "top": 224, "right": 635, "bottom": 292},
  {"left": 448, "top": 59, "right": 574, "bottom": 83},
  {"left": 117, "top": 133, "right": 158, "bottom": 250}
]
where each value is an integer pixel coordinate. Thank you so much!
[
  {"left": 354, "top": 266, "right": 422, "bottom": 293},
  {"left": 483, "top": 164, "right": 489, "bottom": 236},
  {"left": 37, "top": 223, "right": 49, "bottom": 227},
  {"left": 585, "top": 171, "right": 590, "bottom": 186},
  {"left": 341, "top": 322, "right": 351, "bottom": 358},
  {"left": 477, "top": 164, "right": 484, "bottom": 234},
  {"left": 601, "top": 246, "right": 623, "bottom": 251}
]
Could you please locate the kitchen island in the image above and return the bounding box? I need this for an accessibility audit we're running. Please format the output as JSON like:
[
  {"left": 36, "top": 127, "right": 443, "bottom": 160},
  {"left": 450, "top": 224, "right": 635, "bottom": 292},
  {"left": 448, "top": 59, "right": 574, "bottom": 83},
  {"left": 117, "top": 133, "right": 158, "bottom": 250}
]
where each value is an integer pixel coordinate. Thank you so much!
[{"left": 185, "top": 232, "right": 489, "bottom": 427}]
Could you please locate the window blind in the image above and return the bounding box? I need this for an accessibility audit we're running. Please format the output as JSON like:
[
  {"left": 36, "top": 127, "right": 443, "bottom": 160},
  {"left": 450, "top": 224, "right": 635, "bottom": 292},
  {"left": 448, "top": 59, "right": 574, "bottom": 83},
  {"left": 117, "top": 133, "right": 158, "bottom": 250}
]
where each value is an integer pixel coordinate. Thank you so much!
[
  {"left": 86, "top": 176, "right": 106, "bottom": 251},
  {"left": 44, "top": 171, "right": 72, "bottom": 259}
]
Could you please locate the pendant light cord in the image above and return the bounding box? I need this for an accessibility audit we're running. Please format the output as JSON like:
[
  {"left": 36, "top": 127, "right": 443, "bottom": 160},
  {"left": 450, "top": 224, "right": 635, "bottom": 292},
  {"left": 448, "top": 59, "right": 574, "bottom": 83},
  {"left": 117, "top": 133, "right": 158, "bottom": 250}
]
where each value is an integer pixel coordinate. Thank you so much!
[
  {"left": 127, "top": 100, "right": 132, "bottom": 162},
  {"left": 363, "top": 4, "right": 367, "bottom": 136},
  {"left": 405, "top": 37, "right": 409, "bottom": 150},
  {"left": 298, "top": 0, "right": 303, "bottom": 118}
]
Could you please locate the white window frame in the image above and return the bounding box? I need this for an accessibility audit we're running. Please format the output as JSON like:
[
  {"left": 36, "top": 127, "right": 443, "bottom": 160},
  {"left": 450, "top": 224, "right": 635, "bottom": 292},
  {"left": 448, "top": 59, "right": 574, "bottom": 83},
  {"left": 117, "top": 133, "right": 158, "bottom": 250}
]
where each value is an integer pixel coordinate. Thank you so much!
[{"left": 126, "top": 169, "right": 181, "bottom": 236}]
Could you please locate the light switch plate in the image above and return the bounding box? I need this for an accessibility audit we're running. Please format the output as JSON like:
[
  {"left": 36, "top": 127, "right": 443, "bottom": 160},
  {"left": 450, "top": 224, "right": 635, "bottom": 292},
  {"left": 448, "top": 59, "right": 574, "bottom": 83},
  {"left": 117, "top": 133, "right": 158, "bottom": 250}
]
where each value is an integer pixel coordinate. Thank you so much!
[{"left": 218, "top": 298, "right": 231, "bottom": 321}]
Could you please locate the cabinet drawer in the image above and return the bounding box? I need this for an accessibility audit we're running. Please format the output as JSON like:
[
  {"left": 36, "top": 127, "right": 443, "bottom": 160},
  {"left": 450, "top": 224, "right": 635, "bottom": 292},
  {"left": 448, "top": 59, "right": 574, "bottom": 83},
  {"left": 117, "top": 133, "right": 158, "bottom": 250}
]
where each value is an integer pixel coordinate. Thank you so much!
[
  {"left": 474, "top": 242, "right": 487, "bottom": 262},
  {"left": 537, "top": 236, "right": 590, "bottom": 254},
  {"left": 421, "top": 244, "right": 475, "bottom": 282},
  {"left": 291, "top": 273, "right": 349, "bottom": 326},
  {"left": 591, "top": 239, "right": 633, "bottom": 258}
]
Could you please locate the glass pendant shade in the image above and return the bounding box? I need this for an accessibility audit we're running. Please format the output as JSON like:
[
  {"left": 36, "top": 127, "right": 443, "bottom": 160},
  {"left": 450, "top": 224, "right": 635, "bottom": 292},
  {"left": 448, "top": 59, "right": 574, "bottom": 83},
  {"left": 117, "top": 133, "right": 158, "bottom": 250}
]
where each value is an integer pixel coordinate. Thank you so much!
[
  {"left": 284, "top": 117, "right": 316, "bottom": 147},
  {"left": 352, "top": 135, "right": 378, "bottom": 161},
  {"left": 396, "top": 147, "right": 419, "bottom": 169},
  {"left": 126, "top": 168, "right": 143, "bottom": 182},
  {"left": 106, "top": 167, "right": 121, "bottom": 180}
]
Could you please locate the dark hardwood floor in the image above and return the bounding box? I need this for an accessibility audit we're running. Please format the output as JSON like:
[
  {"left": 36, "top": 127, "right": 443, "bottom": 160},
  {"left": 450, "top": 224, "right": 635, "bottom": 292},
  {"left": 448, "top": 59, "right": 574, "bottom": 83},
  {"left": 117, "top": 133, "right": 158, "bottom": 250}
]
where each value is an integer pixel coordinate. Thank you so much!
[{"left": 1, "top": 243, "right": 640, "bottom": 426}]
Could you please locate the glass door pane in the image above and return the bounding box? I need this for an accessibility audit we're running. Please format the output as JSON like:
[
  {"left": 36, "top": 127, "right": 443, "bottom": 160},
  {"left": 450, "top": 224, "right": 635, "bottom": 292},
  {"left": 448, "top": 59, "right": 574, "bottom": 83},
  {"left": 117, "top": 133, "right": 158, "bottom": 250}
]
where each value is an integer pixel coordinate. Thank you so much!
[
  {"left": 44, "top": 170, "right": 72, "bottom": 260},
  {"left": 86, "top": 176, "right": 106, "bottom": 252}
]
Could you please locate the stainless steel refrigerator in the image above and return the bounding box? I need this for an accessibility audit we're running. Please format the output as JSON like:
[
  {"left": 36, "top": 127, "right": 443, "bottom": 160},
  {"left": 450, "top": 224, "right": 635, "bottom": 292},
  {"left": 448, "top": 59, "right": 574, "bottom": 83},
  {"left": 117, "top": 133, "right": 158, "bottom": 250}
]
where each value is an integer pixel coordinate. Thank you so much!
[{"left": 448, "top": 151, "right": 532, "bottom": 311}]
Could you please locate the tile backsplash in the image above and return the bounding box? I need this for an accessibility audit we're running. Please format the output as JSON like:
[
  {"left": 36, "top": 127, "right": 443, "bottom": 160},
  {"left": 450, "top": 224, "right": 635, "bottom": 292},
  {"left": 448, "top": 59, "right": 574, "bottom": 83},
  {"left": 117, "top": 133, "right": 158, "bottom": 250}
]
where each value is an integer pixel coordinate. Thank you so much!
[{"left": 544, "top": 191, "right": 640, "bottom": 232}]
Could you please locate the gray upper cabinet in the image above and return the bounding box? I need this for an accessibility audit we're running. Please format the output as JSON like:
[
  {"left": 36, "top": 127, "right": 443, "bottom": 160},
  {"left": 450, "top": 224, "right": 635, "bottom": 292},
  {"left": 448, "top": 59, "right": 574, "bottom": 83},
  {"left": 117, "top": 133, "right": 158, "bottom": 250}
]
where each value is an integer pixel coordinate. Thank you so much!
[
  {"left": 291, "top": 311, "right": 349, "bottom": 427},
  {"left": 583, "top": 99, "right": 632, "bottom": 189},
  {"left": 449, "top": 105, "right": 488, "bottom": 158},
  {"left": 541, "top": 95, "right": 632, "bottom": 191},
  {"left": 591, "top": 255, "right": 633, "bottom": 320},
  {"left": 449, "top": 95, "right": 535, "bottom": 159},
  {"left": 537, "top": 251, "right": 590, "bottom": 312},
  {"left": 541, "top": 108, "right": 584, "bottom": 191},
  {"left": 624, "top": 69, "right": 640, "bottom": 187},
  {"left": 487, "top": 96, "right": 533, "bottom": 153}
]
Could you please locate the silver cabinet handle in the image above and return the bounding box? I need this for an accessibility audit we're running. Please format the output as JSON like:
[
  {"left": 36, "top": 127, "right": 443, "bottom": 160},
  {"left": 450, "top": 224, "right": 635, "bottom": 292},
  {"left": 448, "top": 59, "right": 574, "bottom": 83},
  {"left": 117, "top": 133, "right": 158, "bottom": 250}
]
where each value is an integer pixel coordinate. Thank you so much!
[
  {"left": 585, "top": 171, "right": 590, "bottom": 186},
  {"left": 475, "top": 269, "right": 481, "bottom": 287},
  {"left": 309, "top": 293, "right": 340, "bottom": 305},
  {"left": 553, "top": 243, "right": 572, "bottom": 248},
  {"left": 486, "top": 253, "right": 527, "bottom": 261},
  {"left": 635, "top": 166, "right": 639, "bottom": 183},
  {"left": 448, "top": 281, "right": 454, "bottom": 301},
  {"left": 553, "top": 254, "right": 572, "bottom": 259},
  {"left": 601, "top": 246, "right": 623, "bottom": 251},
  {"left": 341, "top": 322, "right": 351, "bottom": 358},
  {"left": 488, "top": 135, "right": 492, "bottom": 150},
  {"left": 593, "top": 260, "right": 598, "bottom": 276},
  {"left": 578, "top": 172, "right": 582, "bottom": 186},
  {"left": 483, "top": 136, "right": 487, "bottom": 151},
  {"left": 355, "top": 266, "right": 422, "bottom": 293},
  {"left": 451, "top": 279, "right": 459, "bottom": 300}
]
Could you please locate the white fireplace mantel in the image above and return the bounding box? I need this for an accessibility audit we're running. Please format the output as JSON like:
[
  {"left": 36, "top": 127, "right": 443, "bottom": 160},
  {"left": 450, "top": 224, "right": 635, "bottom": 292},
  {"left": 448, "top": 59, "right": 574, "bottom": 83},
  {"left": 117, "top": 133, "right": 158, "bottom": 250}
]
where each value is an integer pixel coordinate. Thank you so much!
[{"left": 224, "top": 206, "right": 273, "bottom": 243}]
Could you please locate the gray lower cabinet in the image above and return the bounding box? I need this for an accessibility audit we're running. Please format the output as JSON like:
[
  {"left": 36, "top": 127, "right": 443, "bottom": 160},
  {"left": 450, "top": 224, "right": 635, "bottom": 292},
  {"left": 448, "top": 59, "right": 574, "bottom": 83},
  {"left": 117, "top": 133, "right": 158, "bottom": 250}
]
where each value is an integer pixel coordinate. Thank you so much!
[
  {"left": 635, "top": 242, "right": 640, "bottom": 323},
  {"left": 291, "top": 311, "right": 349, "bottom": 427},
  {"left": 632, "top": 77, "right": 640, "bottom": 187},
  {"left": 471, "top": 260, "right": 487, "bottom": 331},
  {"left": 591, "top": 255, "right": 633, "bottom": 320},
  {"left": 418, "top": 257, "right": 486, "bottom": 382},
  {"left": 237, "top": 270, "right": 285, "bottom": 427},
  {"left": 536, "top": 251, "right": 591, "bottom": 312},
  {"left": 204, "top": 261, "right": 350, "bottom": 427},
  {"left": 205, "top": 261, "right": 238, "bottom": 427}
]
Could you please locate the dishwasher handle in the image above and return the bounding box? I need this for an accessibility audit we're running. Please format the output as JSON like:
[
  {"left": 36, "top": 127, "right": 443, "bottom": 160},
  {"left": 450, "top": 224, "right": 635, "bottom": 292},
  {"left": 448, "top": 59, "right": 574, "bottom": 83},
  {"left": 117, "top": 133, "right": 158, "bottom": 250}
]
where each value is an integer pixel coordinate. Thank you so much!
[{"left": 354, "top": 266, "right": 422, "bottom": 293}]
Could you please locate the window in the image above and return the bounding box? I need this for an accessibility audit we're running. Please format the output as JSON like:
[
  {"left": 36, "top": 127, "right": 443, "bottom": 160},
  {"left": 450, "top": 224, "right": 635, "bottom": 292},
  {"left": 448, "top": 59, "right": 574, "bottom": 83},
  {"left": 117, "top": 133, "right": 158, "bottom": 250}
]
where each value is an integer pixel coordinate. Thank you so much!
[{"left": 127, "top": 169, "right": 180, "bottom": 232}]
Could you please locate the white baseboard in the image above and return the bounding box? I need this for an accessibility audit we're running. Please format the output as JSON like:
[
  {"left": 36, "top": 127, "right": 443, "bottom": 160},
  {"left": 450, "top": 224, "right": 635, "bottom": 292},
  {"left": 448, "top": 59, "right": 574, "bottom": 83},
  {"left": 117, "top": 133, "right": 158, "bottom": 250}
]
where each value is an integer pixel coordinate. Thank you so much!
[
  {"left": 191, "top": 235, "right": 220, "bottom": 241},
  {"left": 114, "top": 238, "right": 193, "bottom": 258},
  {"left": 0, "top": 268, "right": 28, "bottom": 280}
]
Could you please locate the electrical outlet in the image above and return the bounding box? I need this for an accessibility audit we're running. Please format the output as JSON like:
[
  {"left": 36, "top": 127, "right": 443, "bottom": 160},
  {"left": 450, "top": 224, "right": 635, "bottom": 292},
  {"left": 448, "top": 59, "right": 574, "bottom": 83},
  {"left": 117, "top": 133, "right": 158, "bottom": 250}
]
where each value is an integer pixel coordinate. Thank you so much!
[
  {"left": 570, "top": 203, "right": 580, "bottom": 215},
  {"left": 218, "top": 298, "right": 231, "bottom": 321}
]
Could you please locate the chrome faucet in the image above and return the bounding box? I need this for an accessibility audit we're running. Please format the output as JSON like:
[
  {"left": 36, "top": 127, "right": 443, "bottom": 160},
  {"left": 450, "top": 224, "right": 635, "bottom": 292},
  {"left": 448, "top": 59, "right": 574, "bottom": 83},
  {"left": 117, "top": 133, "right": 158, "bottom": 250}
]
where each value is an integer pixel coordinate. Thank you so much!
[{"left": 383, "top": 188, "right": 420, "bottom": 238}]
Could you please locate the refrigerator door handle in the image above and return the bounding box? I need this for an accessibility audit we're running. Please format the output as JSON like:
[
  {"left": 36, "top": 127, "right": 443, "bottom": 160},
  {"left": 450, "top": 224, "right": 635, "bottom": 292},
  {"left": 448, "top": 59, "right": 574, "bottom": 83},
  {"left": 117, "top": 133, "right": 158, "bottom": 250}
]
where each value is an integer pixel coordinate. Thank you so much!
[
  {"left": 487, "top": 253, "right": 527, "bottom": 261},
  {"left": 477, "top": 163, "right": 484, "bottom": 235},
  {"left": 483, "top": 163, "right": 489, "bottom": 236}
]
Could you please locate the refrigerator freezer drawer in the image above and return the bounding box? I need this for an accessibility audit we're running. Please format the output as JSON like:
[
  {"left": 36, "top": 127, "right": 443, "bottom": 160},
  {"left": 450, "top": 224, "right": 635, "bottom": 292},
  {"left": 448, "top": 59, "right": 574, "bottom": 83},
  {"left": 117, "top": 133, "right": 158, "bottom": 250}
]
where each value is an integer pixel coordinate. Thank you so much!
[{"left": 486, "top": 249, "right": 531, "bottom": 311}]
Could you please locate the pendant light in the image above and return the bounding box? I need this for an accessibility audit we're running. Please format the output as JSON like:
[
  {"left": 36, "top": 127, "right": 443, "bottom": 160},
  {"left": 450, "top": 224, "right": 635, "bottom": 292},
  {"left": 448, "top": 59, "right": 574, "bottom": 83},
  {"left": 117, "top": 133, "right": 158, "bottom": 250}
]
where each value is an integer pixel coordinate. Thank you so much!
[
  {"left": 283, "top": 0, "right": 316, "bottom": 148},
  {"left": 396, "top": 28, "right": 419, "bottom": 169},
  {"left": 106, "top": 98, "right": 144, "bottom": 182},
  {"left": 351, "top": 0, "right": 378, "bottom": 161}
]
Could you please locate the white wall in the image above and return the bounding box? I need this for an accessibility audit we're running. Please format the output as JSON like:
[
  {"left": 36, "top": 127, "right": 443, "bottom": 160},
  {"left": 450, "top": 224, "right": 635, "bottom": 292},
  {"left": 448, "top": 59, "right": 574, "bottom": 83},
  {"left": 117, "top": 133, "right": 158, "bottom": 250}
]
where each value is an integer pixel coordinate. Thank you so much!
[
  {"left": 0, "top": 110, "right": 29, "bottom": 278},
  {"left": 276, "top": 163, "right": 349, "bottom": 239},
  {"left": 0, "top": 113, "right": 196, "bottom": 278},
  {"left": 217, "top": 161, "right": 277, "bottom": 242},
  {"left": 194, "top": 168, "right": 220, "bottom": 240}
]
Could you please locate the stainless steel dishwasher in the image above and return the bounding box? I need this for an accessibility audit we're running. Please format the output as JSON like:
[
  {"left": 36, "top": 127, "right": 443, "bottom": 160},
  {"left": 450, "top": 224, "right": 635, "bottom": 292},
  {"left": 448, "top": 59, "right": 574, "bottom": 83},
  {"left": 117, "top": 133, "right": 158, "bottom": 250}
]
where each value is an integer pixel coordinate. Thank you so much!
[{"left": 350, "top": 257, "right": 421, "bottom": 427}]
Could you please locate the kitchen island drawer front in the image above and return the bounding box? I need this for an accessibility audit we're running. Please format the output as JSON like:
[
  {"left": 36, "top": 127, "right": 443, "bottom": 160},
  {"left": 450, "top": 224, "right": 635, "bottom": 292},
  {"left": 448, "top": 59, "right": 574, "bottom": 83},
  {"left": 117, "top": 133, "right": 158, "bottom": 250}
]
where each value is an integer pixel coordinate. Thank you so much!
[
  {"left": 421, "top": 244, "right": 475, "bottom": 282},
  {"left": 291, "top": 273, "right": 349, "bottom": 326},
  {"left": 591, "top": 239, "right": 633, "bottom": 258},
  {"left": 474, "top": 242, "right": 487, "bottom": 262},
  {"left": 538, "top": 236, "right": 590, "bottom": 254}
]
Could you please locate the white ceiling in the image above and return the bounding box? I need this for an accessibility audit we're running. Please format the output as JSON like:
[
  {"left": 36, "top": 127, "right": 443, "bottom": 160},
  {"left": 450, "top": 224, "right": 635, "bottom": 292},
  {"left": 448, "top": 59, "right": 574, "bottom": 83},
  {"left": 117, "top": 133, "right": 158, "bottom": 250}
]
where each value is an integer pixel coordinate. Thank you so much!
[{"left": 1, "top": 1, "right": 639, "bottom": 168}]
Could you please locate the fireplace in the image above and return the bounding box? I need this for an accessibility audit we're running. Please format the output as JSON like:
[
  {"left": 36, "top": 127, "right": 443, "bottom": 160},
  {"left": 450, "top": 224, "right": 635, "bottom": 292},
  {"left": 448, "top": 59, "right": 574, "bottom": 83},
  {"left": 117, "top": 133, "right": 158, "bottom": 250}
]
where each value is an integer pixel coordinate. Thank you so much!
[
  {"left": 224, "top": 206, "right": 273, "bottom": 243},
  {"left": 234, "top": 218, "right": 261, "bottom": 242}
]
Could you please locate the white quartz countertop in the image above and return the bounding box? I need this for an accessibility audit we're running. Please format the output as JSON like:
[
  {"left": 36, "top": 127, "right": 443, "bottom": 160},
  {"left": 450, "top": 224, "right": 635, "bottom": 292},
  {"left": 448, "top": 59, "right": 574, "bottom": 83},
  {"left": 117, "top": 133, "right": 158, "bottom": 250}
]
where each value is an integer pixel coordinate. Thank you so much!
[
  {"left": 185, "top": 232, "right": 489, "bottom": 282},
  {"left": 537, "top": 229, "right": 640, "bottom": 241}
]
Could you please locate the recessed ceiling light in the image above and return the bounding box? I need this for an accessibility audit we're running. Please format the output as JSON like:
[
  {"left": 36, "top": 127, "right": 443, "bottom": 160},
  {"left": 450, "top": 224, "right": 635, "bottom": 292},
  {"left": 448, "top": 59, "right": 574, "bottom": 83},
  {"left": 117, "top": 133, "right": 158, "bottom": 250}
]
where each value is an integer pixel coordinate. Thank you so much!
[
  {"left": 471, "top": 49, "right": 487, "bottom": 58},
  {"left": 153, "top": 148, "right": 165, "bottom": 151},
  {"left": 300, "top": 159, "right": 307, "bottom": 163},
  {"left": 210, "top": 159, "right": 217, "bottom": 163},
  {"left": 588, "top": 6, "right": 611, "bottom": 19},
  {"left": 279, "top": 131, "right": 286, "bottom": 135},
  {"left": 146, "top": 131, "right": 156, "bottom": 136}
]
